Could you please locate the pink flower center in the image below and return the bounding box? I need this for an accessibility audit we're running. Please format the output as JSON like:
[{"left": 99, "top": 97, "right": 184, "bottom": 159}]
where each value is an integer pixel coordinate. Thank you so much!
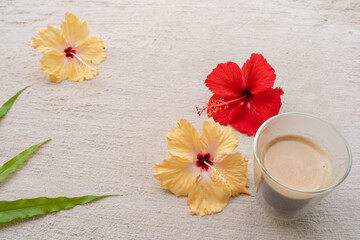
[
  {"left": 196, "top": 153, "right": 212, "bottom": 170},
  {"left": 64, "top": 46, "right": 76, "bottom": 58}
]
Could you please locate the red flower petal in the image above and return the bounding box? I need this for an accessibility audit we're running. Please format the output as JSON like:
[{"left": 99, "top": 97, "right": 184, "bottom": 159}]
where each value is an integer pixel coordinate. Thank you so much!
[
  {"left": 241, "top": 53, "right": 276, "bottom": 95},
  {"left": 205, "top": 62, "right": 243, "bottom": 98},
  {"left": 206, "top": 94, "right": 238, "bottom": 125},
  {"left": 229, "top": 88, "right": 284, "bottom": 136}
]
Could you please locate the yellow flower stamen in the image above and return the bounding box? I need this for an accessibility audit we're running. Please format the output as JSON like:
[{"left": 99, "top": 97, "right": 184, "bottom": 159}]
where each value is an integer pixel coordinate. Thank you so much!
[
  {"left": 203, "top": 161, "right": 229, "bottom": 190},
  {"left": 70, "top": 52, "right": 96, "bottom": 71}
]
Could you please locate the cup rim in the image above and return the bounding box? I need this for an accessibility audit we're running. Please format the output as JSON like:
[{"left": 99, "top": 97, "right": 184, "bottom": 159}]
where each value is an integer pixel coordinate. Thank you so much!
[{"left": 253, "top": 112, "right": 352, "bottom": 194}]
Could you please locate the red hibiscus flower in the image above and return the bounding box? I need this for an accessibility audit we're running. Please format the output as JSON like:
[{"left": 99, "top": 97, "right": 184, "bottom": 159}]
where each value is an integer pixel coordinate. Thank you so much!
[{"left": 197, "top": 53, "right": 284, "bottom": 136}]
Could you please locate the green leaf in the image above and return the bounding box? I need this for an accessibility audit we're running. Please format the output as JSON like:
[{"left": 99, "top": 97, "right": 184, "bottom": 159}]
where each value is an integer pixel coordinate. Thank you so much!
[
  {"left": 0, "top": 139, "right": 50, "bottom": 182},
  {"left": 0, "top": 86, "right": 30, "bottom": 119},
  {"left": 0, "top": 195, "right": 118, "bottom": 223}
]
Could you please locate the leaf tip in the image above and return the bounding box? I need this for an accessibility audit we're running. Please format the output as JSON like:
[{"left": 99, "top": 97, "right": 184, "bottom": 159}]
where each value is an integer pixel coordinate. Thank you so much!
[
  {"left": 19, "top": 85, "right": 31, "bottom": 93},
  {"left": 39, "top": 139, "right": 51, "bottom": 146},
  {"left": 100, "top": 194, "right": 122, "bottom": 198}
]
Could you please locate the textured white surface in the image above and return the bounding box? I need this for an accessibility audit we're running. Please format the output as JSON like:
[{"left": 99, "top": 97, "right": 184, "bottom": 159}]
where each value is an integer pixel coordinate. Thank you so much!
[{"left": 0, "top": 0, "right": 359, "bottom": 239}]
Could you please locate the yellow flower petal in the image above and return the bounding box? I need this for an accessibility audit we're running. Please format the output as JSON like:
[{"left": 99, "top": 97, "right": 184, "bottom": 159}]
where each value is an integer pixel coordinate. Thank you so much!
[
  {"left": 61, "top": 13, "right": 89, "bottom": 45},
  {"left": 40, "top": 54, "right": 68, "bottom": 83},
  {"left": 154, "top": 156, "right": 198, "bottom": 196},
  {"left": 68, "top": 58, "right": 99, "bottom": 82},
  {"left": 30, "top": 25, "right": 65, "bottom": 55},
  {"left": 214, "top": 152, "right": 250, "bottom": 196},
  {"left": 187, "top": 171, "right": 230, "bottom": 216},
  {"left": 77, "top": 37, "right": 106, "bottom": 65},
  {"left": 201, "top": 117, "right": 238, "bottom": 159},
  {"left": 40, "top": 54, "right": 98, "bottom": 83},
  {"left": 167, "top": 119, "right": 203, "bottom": 160}
]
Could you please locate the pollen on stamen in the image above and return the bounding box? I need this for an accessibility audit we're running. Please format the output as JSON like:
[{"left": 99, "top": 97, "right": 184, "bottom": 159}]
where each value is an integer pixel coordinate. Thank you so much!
[
  {"left": 204, "top": 162, "right": 230, "bottom": 190},
  {"left": 196, "top": 98, "right": 229, "bottom": 116}
]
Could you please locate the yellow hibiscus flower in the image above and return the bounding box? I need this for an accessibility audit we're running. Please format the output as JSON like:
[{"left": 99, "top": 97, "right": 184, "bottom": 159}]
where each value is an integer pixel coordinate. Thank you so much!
[
  {"left": 30, "top": 13, "right": 106, "bottom": 83},
  {"left": 154, "top": 118, "right": 250, "bottom": 216}
]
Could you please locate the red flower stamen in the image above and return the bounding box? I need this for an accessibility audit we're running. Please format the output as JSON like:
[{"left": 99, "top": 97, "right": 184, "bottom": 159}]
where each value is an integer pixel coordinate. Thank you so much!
[
  {"left": 64, "top": 46, "right": 76, "bottom": 58},
  {"left": 195, "top": 153, "right": 213, "bottom": 170},
  {"left": 196, "top": 94, "right": 247, "bottom": 116}
]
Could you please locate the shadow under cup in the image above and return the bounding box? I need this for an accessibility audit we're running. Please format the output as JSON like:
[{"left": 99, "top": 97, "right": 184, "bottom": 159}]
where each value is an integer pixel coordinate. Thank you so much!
[{"left": 253, "top": 113, "right": 352, "bottom": 220}]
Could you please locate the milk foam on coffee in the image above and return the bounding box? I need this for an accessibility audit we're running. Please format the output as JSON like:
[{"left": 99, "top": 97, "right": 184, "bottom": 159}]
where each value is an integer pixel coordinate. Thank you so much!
[{"left": 263, "top": 135, "right": 332, "bottom": 191}]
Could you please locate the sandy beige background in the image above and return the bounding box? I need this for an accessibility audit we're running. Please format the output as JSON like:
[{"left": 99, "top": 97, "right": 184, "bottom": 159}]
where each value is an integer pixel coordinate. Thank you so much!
[{"left": 0, "top": 0, "right": 359, "bottom": 239}]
